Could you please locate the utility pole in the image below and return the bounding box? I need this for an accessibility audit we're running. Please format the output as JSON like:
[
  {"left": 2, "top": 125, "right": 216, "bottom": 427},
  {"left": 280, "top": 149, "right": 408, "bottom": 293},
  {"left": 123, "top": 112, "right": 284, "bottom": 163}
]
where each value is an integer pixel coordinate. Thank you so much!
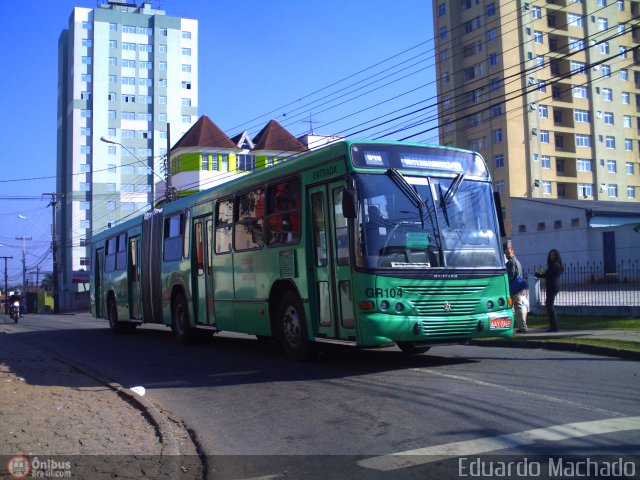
[
  {"left": 44, "top": 193, "right": 62, "bottom": 314},
  {"left": 0, "top": 256, "right": 12, "bottom": 314},
  {"left": 15, "top": 236, "right": 32, "bottom": 290}
]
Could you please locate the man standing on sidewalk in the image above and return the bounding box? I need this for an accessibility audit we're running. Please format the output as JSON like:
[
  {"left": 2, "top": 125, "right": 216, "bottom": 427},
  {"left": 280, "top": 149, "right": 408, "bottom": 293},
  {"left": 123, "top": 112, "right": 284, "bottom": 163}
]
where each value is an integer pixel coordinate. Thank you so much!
[{"left": 504, "top": 243, "right": 528, "bottom": 333}]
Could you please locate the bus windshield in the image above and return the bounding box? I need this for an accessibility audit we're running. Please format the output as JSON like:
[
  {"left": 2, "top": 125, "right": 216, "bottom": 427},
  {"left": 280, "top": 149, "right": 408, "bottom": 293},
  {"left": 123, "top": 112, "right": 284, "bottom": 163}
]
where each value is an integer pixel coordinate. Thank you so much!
[{"left": 354, "top": 172, "right": 503, "bottom": 270}]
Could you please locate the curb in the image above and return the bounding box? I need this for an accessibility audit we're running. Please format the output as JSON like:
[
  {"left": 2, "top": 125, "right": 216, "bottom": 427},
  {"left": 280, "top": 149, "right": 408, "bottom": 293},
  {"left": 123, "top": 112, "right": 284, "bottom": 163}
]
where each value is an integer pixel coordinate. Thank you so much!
[
  {"left": 0, "top": 325, "right": 205, "bottom": 461},
  {"left": 470, "top": 338, "right": 640, "bottom": 361}
]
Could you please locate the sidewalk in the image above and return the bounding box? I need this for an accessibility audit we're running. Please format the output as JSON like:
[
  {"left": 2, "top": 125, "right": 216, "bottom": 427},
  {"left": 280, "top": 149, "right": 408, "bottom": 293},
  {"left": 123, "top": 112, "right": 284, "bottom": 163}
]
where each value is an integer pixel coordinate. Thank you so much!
[
  {"left": 471, "top": 327, "right": 640, "bottom": 360},
  {"left": 0, "top": 317, "right": 203, "bottom": 479}
]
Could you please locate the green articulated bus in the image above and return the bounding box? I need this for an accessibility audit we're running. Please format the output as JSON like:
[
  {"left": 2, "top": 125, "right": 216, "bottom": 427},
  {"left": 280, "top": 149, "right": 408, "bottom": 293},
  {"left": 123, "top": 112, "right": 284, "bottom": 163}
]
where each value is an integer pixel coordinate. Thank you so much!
[{"left": 90, "top": 140, "right": 514, "bottom": 360}]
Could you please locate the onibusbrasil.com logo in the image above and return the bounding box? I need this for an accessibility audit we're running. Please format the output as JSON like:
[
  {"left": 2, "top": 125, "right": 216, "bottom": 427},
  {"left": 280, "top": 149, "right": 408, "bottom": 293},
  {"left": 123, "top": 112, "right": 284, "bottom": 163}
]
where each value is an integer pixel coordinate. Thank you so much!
[{"left": 7, "top": 455, "right": 72, "bottom": 478}]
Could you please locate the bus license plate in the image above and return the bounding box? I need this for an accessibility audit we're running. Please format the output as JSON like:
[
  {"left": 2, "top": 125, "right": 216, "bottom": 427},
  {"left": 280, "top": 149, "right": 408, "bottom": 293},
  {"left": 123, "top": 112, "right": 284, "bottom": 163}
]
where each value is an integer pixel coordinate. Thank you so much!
[{"left": 489, "top": 317, "right": 511, "bottom": 329}]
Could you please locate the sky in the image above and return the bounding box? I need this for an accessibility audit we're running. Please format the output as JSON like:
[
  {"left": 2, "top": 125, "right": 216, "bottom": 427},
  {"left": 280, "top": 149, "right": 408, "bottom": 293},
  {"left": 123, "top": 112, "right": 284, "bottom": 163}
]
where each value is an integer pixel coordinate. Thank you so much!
[{"left": 0, "top": 0, "right": 436, "bottom": 287}]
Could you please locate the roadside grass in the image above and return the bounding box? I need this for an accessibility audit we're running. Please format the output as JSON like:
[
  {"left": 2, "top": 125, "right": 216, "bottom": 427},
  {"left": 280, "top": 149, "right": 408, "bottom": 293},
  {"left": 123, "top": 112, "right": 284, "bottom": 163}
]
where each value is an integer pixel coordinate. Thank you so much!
[
  {"left": 548, "top": 337, "right": 640, "bottom": 352},
  {"left": 526, "top": 314, "right": 640, "bottom": 330},
  {"left": 503, "top": 315, "right": 640, "bottom": 352}
]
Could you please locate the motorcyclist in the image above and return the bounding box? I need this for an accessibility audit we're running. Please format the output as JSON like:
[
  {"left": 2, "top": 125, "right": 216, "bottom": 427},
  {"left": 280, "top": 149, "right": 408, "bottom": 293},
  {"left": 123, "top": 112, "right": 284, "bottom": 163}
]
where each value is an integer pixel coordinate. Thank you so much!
[{"left": 9, "top": 288, "right": 22, "bottom": 317}]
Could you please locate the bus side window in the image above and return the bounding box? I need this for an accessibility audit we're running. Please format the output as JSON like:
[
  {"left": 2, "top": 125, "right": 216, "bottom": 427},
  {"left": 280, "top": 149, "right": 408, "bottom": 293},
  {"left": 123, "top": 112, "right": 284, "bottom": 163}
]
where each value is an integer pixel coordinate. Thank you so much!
[
  {"left": 164, "top": 214, "right": 183, "bottom": 261},
  {"left": 311, "top": 192, "right": 328, "bottom": 267},
  {"left": 234, "top": 188, "right": 264, "bottom": 251},
  {"left": 105, "top": 237, "right": 116, "bottom": 273},
  {"left": 215, "top": 199, "right": 233, "bottom": 254},
  {"left": 116, "top": 233, "right": 127, "bottom": 271},
  {"left": 195, "top": 221, "right": 204, "bottom": 276},
  {"left": 266, "top": 178, "right": 301, "bottom": 246},
  {"left": 333, "top": 188, "right": 350, "bottom": 266},
  {"left": 206, "top": 219, "right": 213, "bottom": 273}
]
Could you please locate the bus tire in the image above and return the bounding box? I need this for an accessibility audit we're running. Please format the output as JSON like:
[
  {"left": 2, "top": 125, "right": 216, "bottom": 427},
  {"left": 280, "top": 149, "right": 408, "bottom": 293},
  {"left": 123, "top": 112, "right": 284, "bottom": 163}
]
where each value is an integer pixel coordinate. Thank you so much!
[
  {"left": 107, "top": 297, "right": 125, "bottom": 334},
  {"left": 172, "top": 292, "right": 192, "bottom": 344},
  {"left": 397, "top": 342, "right": 431, "bottom": 354},
  {"left": 276, "top": 291, "right": 314, "bottom": 361}
]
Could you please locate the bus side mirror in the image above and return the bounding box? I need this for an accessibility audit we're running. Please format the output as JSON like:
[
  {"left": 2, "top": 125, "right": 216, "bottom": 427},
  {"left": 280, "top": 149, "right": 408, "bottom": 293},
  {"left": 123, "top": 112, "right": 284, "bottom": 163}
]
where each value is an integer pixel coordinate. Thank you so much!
[{"left": 342, "top": 188, "right": 357, "bottom": 219}]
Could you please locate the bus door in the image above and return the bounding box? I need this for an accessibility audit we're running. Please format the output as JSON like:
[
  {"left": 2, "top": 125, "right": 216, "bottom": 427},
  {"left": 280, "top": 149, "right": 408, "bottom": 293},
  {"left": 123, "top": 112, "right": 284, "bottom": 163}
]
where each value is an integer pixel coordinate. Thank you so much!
[
  {"left": 94, "top": 247, "right": 105, "bottom": 318},
  {"left": 128, "top": 236, "right": 142, "bottom": 320},
  {"left": 193, "top": 216, "right": 214, "bottom": 325},
  {"left": 308, "top": 182, "right": 357, "bottom": 340}
]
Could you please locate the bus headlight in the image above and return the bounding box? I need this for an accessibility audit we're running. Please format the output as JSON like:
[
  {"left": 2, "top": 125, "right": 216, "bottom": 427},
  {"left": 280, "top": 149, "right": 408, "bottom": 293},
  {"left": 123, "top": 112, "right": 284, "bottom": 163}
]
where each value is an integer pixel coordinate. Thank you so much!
[
  {"left": 498, "top": 298, "right": 506, "bottom": 307},
  {"left": 486, "top": 300, "right": 494, "bottom": 310},
  {"left": 395, "top": 303, "right": 404, "bottom": 312},
  {"left": 380, "top": 300, "right": 390, "bottom": 311}
]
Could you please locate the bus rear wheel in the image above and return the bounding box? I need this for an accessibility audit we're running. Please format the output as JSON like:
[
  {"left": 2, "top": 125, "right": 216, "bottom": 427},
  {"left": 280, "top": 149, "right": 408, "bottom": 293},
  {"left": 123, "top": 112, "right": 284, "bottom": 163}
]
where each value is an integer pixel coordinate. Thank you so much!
[
  {"left": 108, "top": 297, "right": 124, "bottom": 333},
  {"left": 172, "top": 292, "right": 192, "bottom": 344},
  {"left": 276, "top": 291, "right": 314, "bottom": 361}
]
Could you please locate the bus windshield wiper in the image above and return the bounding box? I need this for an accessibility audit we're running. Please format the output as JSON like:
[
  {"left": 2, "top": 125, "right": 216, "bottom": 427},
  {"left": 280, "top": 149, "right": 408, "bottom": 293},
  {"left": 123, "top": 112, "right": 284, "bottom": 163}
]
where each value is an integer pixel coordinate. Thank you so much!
[
  {"left": 439, "top": 173, "right": 464, "bottom": 227},
  {"left": 443, "top": 173, "right": 464, "bottom": 204},
  {"left": 385, "top": 168, "right": 426, "bottom": 228}
]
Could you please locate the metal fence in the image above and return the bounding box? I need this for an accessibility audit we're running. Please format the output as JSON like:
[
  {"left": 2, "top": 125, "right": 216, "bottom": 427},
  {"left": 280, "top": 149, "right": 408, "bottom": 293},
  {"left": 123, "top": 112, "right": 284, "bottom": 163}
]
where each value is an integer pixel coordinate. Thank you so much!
[{"left": 525, "top": 260, "right": 640, "bottom": 308}]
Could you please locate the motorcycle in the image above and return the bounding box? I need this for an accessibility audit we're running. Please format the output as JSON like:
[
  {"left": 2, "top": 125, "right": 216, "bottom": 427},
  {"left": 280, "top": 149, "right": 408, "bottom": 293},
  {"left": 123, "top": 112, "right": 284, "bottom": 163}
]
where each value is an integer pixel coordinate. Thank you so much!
[{"left": 10, "top": 301, "right": 20, "bottom": 323}]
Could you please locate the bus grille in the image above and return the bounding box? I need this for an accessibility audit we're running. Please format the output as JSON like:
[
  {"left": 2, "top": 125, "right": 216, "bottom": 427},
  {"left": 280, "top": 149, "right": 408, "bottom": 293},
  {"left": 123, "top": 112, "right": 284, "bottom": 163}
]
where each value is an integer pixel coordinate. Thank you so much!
[
  {"left": 401, "top": 283, "right": 490, "bottom": 317},
  {"left": 418, "top": 317, "right": 478, "bottom": 337},
  {"left": 411, "top": 298, "right": 479, "bottom": 316}
]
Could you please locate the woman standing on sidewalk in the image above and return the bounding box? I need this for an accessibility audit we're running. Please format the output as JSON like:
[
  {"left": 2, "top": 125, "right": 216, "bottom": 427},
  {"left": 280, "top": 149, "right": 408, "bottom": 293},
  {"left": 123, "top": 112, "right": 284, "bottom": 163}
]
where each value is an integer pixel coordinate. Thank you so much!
[{"left": 536, "top": 249, "right": 564, "bottom": 332}]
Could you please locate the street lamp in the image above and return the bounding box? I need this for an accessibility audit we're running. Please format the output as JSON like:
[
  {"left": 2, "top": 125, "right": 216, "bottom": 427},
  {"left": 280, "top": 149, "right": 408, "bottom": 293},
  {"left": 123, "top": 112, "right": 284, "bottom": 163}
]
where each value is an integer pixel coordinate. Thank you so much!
[
  {"left": 100, "top": 136, "right": 165, "bottom": 183},
  {"left": 18, "top": 214, "right": 51, "bottom": 240}
]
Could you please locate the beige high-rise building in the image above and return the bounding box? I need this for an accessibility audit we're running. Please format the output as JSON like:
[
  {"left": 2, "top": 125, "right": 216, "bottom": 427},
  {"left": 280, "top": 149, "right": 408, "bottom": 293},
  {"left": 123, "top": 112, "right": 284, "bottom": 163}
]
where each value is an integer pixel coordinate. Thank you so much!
[{"left": 433, "top": 0, "right": 639, "bottom": 236}]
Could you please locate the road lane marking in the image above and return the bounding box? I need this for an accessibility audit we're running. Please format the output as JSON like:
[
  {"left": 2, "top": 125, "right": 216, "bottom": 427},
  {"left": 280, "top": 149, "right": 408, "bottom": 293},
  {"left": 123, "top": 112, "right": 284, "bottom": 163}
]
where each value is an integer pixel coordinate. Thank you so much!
[
  {"left": 411, "top": 368, "right": 624, "bottom": 416},
  {"left": 358, "top": 416, "right": 640, "bottom": 471}
]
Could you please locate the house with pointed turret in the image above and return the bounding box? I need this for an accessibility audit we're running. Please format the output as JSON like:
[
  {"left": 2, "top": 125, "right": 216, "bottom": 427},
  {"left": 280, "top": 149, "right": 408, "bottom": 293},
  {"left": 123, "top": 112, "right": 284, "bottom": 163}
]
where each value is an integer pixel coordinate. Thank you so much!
[
  {"left": 250, "top": 119, "right": 308, "bottom": 169},
  {"left": 163, "top": 117, "right": 309, "bottom": 199},
  {"left": 159, "top": 115, "right": 241, "bottom": 200}
]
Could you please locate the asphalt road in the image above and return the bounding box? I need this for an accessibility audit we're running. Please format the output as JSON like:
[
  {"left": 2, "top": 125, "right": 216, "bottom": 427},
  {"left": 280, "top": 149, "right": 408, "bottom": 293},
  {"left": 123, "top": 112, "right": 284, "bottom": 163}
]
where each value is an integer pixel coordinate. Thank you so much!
[{"left": 4, "top": 313, "right": 640, "bottom": 479}]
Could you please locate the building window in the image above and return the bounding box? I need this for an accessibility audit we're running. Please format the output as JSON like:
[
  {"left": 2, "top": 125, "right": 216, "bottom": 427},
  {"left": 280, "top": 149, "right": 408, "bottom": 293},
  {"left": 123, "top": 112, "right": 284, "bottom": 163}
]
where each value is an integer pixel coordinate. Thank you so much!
[
  {"left": 518, "top": 225, "right": 526, "bottom": 233},
  {"left": 534, "top": 31, "right": 543, "bottom": 43},
  {"left": 578, "top": 183, "right": 592, "bottom": 197},
  {"left": 608, "top": 184, "right": 618, "bottom": 198},
  {"left": 537, "top": 222, "right": 546, "bottom": 231},
  {"left": 539, "top": 104, "right": 548, "bottom": 118},
  {"left": 493, "top": 128, "right": 503, "bottom": 143},
  {"left": 439, "top": 26, "right": 448, "bottom": 39},
  {"left": 540, "top": 130, "right": 550, "bottom": 143},
  {"left": 182, "top": 64, "right": 192, "bottom": 72},
  {"left": 627, "top": 162, "right": 635, "bottom": 175},
  {"left": 574, "top": 109, "right": 589, "bottom": 122},
  {"left": 577, "top": 159, "right": 592, "bottom": 172},
  {"left": 495, "top": 154, "right": 504, "bottom": 168},
  {"left": 605, "top": 136, "right": 616, "bottom": 149},
  {"left": 607, "top": 160, "right": 617, "bottom": 173},
  {"left": 201, "top": 154, "right": 209, "bottom": 170},
  {"left": 602, "top": 88, "right": 612, "bottom": 101},
  {"left": 541, "top": 155, "right": 551, "bottom": 169},
  {"left": 604, "top": 112, "right": 614, "bottom": 125},
  {"left": 573, "top": 85, "right": 588, "bottom": 98},
  {"left": 554, "top": 220, "right": 562, "bottom": 229},
  {"left": 625, "top": 139, "right": 633, "bottom": 151},
  {"left": 628, "top": 186, "right": 636, "bottom": 198},
  {"left": 576, "top": 134, "right": 591, "bottom": 147}
]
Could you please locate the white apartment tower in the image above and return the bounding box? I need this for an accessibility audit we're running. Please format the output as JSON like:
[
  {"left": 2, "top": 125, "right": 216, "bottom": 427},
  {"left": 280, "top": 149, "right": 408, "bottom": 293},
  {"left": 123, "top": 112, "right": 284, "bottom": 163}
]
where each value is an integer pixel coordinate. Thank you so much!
[{"left": 57, "top": 1, "right": 198, "bottom": 310}]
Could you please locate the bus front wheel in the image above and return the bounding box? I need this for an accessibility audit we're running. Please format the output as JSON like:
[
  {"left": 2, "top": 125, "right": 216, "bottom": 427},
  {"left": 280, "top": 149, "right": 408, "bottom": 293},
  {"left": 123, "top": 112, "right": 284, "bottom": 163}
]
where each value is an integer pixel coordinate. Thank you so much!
[
  {"left": 397, "top": 342, "right": 431, "bottom": 354},
  {"left": 276, "top": 291, "right": 314, "bottom": 361},
  {"left": 172, "top": 292, "right": 192, "bottom": 344}
]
